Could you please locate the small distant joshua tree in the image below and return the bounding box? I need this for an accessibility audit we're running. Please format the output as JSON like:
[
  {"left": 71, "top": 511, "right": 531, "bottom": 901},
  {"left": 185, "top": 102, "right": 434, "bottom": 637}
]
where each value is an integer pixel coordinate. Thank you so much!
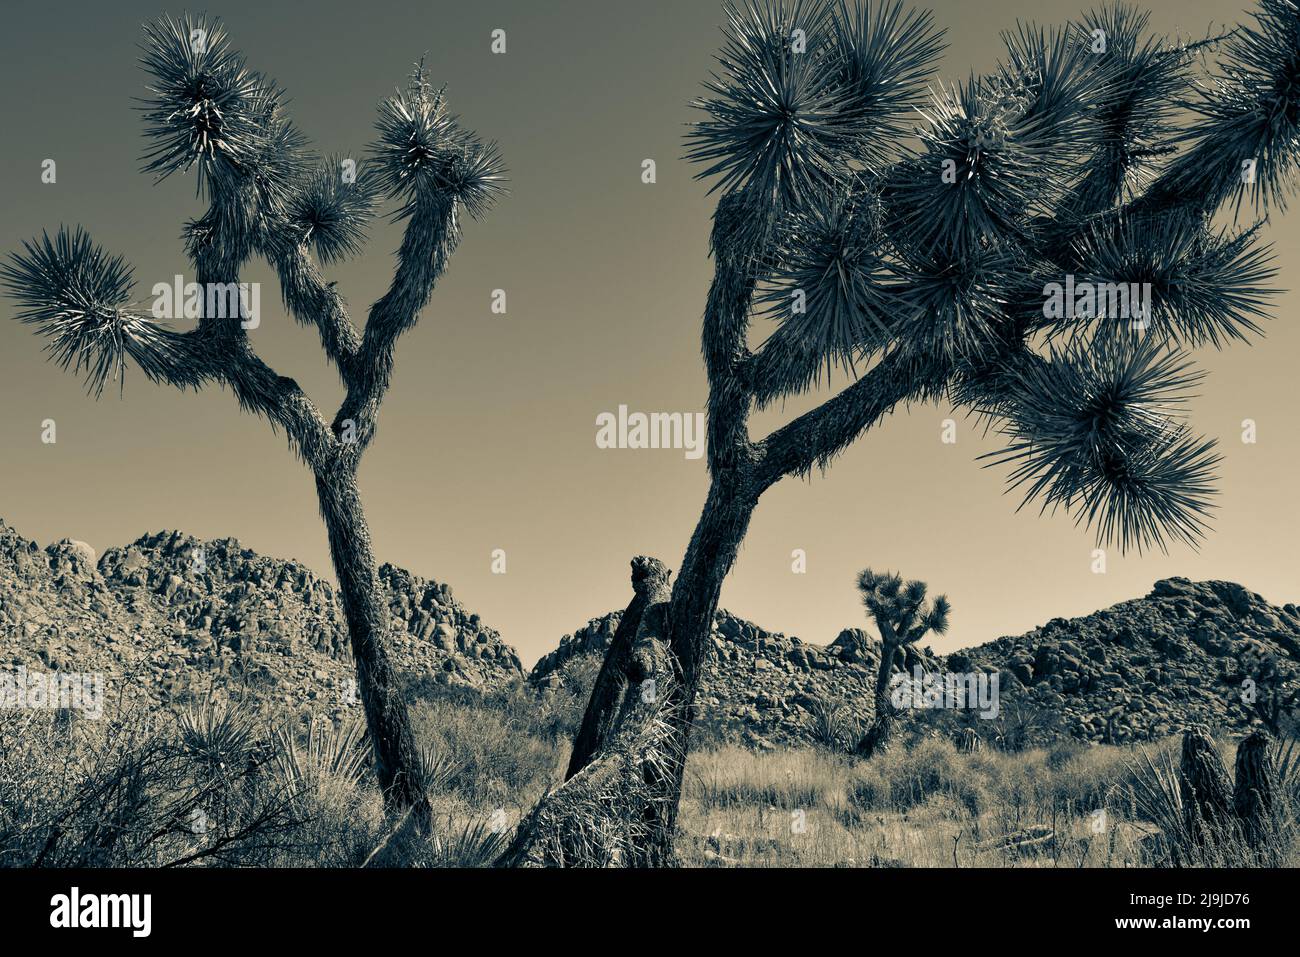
[
  {"left": 854, "top": 568, "right": 950, "bottom": 758},
  {"left": 510, "top": 0, "right": 1300, "bottom": 866},
  {"left": 2, "top": 16, "right": 505, "bottom": 831}
]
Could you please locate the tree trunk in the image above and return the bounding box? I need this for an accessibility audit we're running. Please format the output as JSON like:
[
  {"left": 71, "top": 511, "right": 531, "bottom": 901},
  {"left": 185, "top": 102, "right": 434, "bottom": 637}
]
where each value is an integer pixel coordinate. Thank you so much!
[
  {"left": 1178, "top": 726, "right": 1234, "bottom": 856},
  {"left": 500, "top": 473, "right": 757, "bottom": 866},
  {"left": 314, "top": 467, "right": 431, "bottom": 833},
  {"left": 1233, "top": 730, "right": 1278, "bottom": 859},
  {"left": 651, "top": 473, "right": 759, "bottom": 856},
  {"left": 856, "top": 639, "right": 899, "bottom": 758},
  {"left": 565, "top": 556, "right": 671, "bottom": 780}
]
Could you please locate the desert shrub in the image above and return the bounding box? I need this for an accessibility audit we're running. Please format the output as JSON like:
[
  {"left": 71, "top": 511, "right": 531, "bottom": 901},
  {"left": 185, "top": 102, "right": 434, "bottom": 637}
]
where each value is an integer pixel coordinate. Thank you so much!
[
  {"left": 985, "top": 698, "right": 1062, "bottom": 752},
  {"left": 409, "top": 688, "right": 563, "bottom": 810},
  {"left": 689, "top": 746, "right": 842, "bottom": 812},
  {"left": 807, "top": 697, "right": 857, "bottom": 753},
  {"left": 0, "top": 697, "right": 303, "bottom": 867},
  {"left": 848, "top": 737, "right": 988, "bottom": 816}
]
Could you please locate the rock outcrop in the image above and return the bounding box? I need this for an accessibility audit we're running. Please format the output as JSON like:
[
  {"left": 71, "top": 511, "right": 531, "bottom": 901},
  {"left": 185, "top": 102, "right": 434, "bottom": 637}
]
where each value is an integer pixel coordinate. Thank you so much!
[
  {"left": 961, "top": 578, "right": 1300, "bottom": 743},
  {"left": 0, "top": 520, "right": 523, "bottom": 718},
  {"left": 531, "top": 610, "right": 939, "bottom": 746},
  {"left": 534, "top": 578, "right": 1300, "bottom": 747}
]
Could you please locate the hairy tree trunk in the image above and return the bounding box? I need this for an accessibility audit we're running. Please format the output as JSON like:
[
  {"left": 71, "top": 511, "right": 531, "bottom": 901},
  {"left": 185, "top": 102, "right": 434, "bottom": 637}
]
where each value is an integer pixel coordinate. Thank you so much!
[
  {"left": 1179, "top": 726, "right": 1234, "bottom": 854},
  {"left": 855, "top": 640, "right": 899, "bottom": 759},
  {"left": 501, "top": 473, "right": 757, "bottom": 866},
  {"left": 565, "top": 557, "right": 671, "bottom": 780},
  {"left": 650, "top": 473, "right": 759, "bottom": 855},
  {"left": 1233, "top": 730, "right": 1278, "bottom": 857},
  {"left": 314, "top": 467, "right": 431, "bottom": 832}
]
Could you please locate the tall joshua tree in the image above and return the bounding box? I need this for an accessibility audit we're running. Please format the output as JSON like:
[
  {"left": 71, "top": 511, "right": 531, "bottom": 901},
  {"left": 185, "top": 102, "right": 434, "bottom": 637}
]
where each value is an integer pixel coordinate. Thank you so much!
[
  {"left": 509, "top": 0, "right": 1300, "bottom": 865},
  {"left": 1, "top": 16, "right": 504, "bottom": 831},
  {"left": 854, "top": 569, "right": 949, "bottom": 758}
]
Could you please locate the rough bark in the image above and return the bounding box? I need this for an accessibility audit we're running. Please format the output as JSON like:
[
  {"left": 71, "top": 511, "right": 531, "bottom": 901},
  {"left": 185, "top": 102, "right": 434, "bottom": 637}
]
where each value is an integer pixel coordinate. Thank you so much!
[
  {"left": 1233, "top": 730, "right": 1278, "bottom": 854},
  {"left": 1179, "top": 726, "right": 1235, "bottom": 851},
  {"left": 565, "top": 556, "right": 672, "bottom": 780},
  {"left": 314, "top": 466, "right": 431, "bottom": 833},
  {"left": 650, "top": 473, "right": 760, "bottom": 856},
  {"left": 855, "top": 623, "right": 904, "bottom": 758},
  {"left": 500, "top": 473, "right": 757, "bottom": 866}
]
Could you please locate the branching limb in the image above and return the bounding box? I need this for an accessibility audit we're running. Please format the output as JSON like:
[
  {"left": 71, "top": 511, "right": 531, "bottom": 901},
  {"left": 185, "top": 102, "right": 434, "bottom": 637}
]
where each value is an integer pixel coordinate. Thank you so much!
[
  {"left": 753, "top": 345, "right": 942, "bottom": 487},
  {"left": 263, "top": 239, "right": 363, "bottom": 379},
  {"left": 334, "top": 195, "right": 460, "bottom": 455}
]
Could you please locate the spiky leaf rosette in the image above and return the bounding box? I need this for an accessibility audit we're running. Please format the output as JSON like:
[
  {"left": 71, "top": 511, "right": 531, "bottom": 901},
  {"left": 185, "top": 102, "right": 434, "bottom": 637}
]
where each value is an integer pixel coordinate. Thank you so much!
[
  {"left": 858, "top": 568, "right": 906, "bottom": 620},
  {"left": 1056, "top": 212, "right": 1277, "bottom": 348},
  {"left": 995, "top": 23, "right": 1107, "bottom": 160},
  {"left": 1159, "top": 0, "right": 1300, "bottom": 214},
  {"left": 983, "top": 335, "right": 1220, "bottom": 553},
  {"left": 286, "top": 157, "right": 381, "bottom": 264},
  {"left": 687, "top": 0, "right": 856, "bottom": 209},
  {"left": 825, "top": 0, "right": 946, "bottom": 171},
  {"left": 368, "top": 64, "right": 507, "bottom": 219},
  {"left": 754, "top": 183, "right": 891, "bottom": 386},
  {"left": 1065, "top": 4, "right": 1190, "bottom": 214},
  {"left": 857, "top": 568, "right": 949, "bottom": 642},
  {"left": 885, "top": 78, "right": 1043, "bottom": 259},
  {"left": 891, "top": 245, "right": 1014, "bottom": 365},
  {"left": 0, "top": 228, "right": 194, "bottom": 397},
  {"left": 138, "top": 15, "right": 276, "bottom": 196}
]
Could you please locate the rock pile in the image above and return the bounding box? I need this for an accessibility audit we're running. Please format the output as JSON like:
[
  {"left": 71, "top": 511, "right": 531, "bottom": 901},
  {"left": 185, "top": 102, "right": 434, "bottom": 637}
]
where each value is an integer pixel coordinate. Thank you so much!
[
  {"left": 960, "top": 578, "right": 1300, "bottom": 743},
  {"left": 7, "top": 515, "right": 1298, "bottom": 748},
  {"left": 0, "top": 520, "right": 523, "bottom": 719},
  {"left": 531, "top": 610, "right": 939, "bottom": 746},
  {"left": 534, "top": 579, "right": 1300, "bottom": 746}
]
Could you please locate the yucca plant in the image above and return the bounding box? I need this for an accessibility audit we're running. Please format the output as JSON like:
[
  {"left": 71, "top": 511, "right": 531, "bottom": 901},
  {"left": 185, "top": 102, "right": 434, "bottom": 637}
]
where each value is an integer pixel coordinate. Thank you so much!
[
  {"left": 854, "top": 569, "right": 950, "bottom": 758},
  {"left": 1, "top": 15, "right": 504, "bottom": 832},
  {"left": 518, "top": 0, "right": 1300, "bottom": 865},
  {"left": 272, "top": 714, "right": 370, "bottom": 797},
  {"left": 808, "top": 696, "right": 856, "bottom": 751},
  {"left": 178, "top": 694, "right": 261, "bottom": 773},
  {"left": 1131, "top": 728, "right": 1294, "bottom": 866},
  {"left": 426, "top": 818, "right": 512, "bottom": 868}
]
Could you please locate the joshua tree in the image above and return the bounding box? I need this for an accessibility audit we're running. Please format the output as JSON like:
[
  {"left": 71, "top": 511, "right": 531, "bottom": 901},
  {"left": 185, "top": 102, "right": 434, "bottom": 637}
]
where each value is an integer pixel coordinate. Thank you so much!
[
  {"left": 1, "top": 16, "right": 504, "bottom": 831},
  {"left": 509, "top": 0, "right": 1300, "bottom": 866},
  {"left": 854, "top": 568, "right": 950, "bottom": 758}
]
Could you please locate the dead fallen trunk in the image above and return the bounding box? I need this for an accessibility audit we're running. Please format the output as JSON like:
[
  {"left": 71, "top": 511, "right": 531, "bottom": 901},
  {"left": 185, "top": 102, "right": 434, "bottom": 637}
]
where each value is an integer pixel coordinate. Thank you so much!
[{"left": 498, "top": 560, "right": 681, "bottom": 867}]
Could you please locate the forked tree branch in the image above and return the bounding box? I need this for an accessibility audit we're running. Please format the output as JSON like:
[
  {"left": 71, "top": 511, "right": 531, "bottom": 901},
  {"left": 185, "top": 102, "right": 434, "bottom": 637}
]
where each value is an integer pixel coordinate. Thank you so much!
[
  {"left": 334, "top": 196, "right": 461, "bottom": 457},
  {"left": 753, "top": 346, "right": 937, "bottom": 487}
]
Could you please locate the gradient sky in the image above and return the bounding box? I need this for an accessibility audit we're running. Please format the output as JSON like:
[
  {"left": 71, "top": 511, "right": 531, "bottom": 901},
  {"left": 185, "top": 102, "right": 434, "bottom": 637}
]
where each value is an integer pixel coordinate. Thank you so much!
[{"left": 1, "top": 0, "right": 1295, "bottom": 667}]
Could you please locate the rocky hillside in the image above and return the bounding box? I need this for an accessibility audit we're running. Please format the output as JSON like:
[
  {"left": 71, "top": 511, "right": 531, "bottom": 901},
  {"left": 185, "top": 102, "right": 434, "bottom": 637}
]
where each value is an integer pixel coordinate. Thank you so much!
[
  {"left": 6, "top": 515, "right": 1297, "bottom": 748},
  {"left": 532, "top": 609, "right": 939, "bottom": 747},
  {"left": 533, "top": 579, "right": 1300, "bottom": 747},
  {"left": 958, "top": 578, "right": 1300, "bottom": 744},
  {"left": 0, "top": 520, "right": 523, "bottom": 719}
]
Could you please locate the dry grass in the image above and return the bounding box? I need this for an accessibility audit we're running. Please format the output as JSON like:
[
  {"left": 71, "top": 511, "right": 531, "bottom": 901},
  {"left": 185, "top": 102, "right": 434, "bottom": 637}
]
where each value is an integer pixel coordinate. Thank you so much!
[
  {"left": 676, "top": 735, "right": 1300, "bottom": 868},
  {"left": 3, "top": 681, "right": 1296, "bottom": 868}
]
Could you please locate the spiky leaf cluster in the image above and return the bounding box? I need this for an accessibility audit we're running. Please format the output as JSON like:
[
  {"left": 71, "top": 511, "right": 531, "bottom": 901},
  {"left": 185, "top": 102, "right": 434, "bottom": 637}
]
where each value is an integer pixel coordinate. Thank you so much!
[
  {"left": 286, "top": 158, "right": 381, "bottom": 264},
  {"left": 1062, "top": 213, "right": 1277, "bottom": 348},
  {"left": 0, "top": 228, "right": 193, "bottom": 396},
  {"left": 826, "top": 0, "right": 946, "bottom": 170},
  {"left": 139, "top": 16, "right": 277, "bottom": 192},
  {"left": 1163, "top": 0, "right": 1300, "bottom": 214},
  {"left": 756, "top": 184, "right": 891, "bottom": 373},
  {"left": 1066, "top": 5, "right": 1191, "bottom": 213},
  {"left": 857, "top": 568, "right": 950, "bottom": 645},
  {"left": 687, "top": 0, "right": 847, "bottom": 208},
  {"left": 368, "top": 64, "right": 507, "bottom": 219},
  {"left": 983, "top": 336, "right": 1220, "bottom": 553}
]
